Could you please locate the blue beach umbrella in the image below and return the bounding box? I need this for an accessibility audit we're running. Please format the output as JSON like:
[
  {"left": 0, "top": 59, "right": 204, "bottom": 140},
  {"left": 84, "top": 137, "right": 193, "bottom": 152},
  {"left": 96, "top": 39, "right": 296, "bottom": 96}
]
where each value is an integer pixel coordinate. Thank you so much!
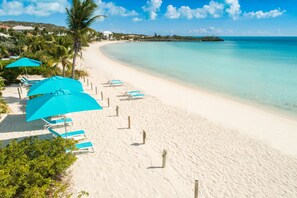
[
  {"left": 6, "top": 57, "right": 41, "bottom": 76},
  {"left": 26, "top": 89, "right": 102, "bottom": 122},
  {"left": 27, "top": 76, "right": 84, "bottom": 96}
]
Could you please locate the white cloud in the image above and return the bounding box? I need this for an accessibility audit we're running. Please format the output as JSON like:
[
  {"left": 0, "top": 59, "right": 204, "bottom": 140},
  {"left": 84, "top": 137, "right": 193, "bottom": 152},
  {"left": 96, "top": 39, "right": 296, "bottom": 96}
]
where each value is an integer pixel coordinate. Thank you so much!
[
  {"left": 132, "top": 17, "right": 142, "bottom": 22},
  {"left": 0, "top": 0, "right": 68, "bottom": 16},
  {"left": 225, "top": 0, "right": 241, "bottom": 19},
  {"left": 244, "top": 9, "right": 286, "bottom": 19},
  {"left": 190, "top": 26, "right": 233, "bottom": 35},
  {"left": 165, "top": 1, "right": 284, "bottom": 20},
  {"left": 142, "top": 0, "right": 162, "bottom": 20},
  {"left": 165, "top": 1, "right": 224, "bottom": 19},
  {"left": 165, "top": 5, "right": 180, "bottom": 19},
  {"left": 95, "top": 0, "right": 138, "bottom": 17}
]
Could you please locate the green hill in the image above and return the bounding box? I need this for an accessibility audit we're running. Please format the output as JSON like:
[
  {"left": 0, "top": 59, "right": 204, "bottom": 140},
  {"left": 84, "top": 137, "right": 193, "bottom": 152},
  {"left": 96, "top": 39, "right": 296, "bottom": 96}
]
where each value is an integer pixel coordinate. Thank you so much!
[{"left": 0, "top": 20, "right": 67, "bottom": 31}]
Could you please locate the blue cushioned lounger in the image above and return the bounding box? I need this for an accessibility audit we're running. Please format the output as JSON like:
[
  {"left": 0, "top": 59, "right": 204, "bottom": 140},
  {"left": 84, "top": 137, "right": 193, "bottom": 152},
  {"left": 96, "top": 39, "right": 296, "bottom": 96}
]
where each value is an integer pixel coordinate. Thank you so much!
[{"left": 48, "top": 127, "right": 86, "bottom": 139}]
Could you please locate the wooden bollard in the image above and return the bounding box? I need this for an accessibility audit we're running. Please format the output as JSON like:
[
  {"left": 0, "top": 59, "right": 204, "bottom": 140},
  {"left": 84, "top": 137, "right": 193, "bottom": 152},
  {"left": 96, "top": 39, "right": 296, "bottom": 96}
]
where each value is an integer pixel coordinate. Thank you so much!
[
  {"left": 95, "top": 87, "right": 98, "bottom": 95},
  {"left": 17, "top": 88, "right": 21, "bottom": 99},
  {"left": 128, "top": 116, "right": 131, "bottom": 129},
  {"left": 91, "top": 83, "right": 93, "bottom": 90},
  {"left": 107, "top": 97, "right": 110, "bottom": 107},
  {"left": 194, "top": 180, "right": 199, "bottom": 198},
  {"left": 142, "top": 130, "right": 146, "bottom": 144},
  {"left": 116, "top": 105, "right": 119, "bottom": 116},
  {"left": 87, "top": 79, "right": 89, "bottom": 86},
  {"left": 162, "top": 149, "right": 167, "bottom": 168},
  {"left": 101, "top": 91, "right": 104, "bottom": 100}
]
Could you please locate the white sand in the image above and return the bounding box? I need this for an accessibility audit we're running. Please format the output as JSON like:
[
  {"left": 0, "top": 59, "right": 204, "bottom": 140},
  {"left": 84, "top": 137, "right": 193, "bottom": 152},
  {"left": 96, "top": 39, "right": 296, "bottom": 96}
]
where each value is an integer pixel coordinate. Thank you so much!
[{"left": 1, "top": 41, "right": 297, "bottom": 197}]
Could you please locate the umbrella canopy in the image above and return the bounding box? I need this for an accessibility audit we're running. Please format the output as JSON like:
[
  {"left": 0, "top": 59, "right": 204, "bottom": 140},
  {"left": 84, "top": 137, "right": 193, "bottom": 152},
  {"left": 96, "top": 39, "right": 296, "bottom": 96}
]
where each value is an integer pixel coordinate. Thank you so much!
[
  {"left": 26, "top": 89, "right": 102, "bottom": 122},
  {"left": 27, "top": 76, "right": 84, "bottom": 96},
  {"left": 6, "top": 57, "right": 41, "bottom": 68},
  {"left": 6, "top": 57, "right": 41, "bottom": 76}
]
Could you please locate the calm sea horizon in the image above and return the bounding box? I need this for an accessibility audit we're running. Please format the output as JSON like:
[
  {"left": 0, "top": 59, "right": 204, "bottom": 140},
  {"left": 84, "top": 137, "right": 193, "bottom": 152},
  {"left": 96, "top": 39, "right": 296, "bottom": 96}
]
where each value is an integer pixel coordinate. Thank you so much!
[{"left": 101, "top": 37, "right": 297, "bottom": 116}]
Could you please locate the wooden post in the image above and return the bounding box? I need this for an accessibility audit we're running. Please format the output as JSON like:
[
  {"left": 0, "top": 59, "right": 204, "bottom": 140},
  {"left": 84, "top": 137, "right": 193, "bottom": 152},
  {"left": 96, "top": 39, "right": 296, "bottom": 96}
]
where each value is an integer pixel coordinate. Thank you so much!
[
  {"left": 83, "top": 76, "right": 85, "bottom": 82},
  {"left": 17, "top": 88, "right": 21, "bottom": 99},
  {"left": 128, "top": 116, "right": 131, "bottom": 129},
  {"left": 142, "top": 130, "right": 146, "bottom": 144},
  {"left": 87, "top": 79, "right": 89, "bottom": 86},
  {"left": 107, "top": 97, "right": 110, "bottom": 107},
  {"left": 194, "top": 180, "right": 199, "bottom": 198},
  {"left": 19, "top": 83, "right": 22, "bottom": 93},
  {"left": 95, "top": 87, "right": 98, "bottom": 95},
  {"left": 116, "top": 105, "right": 119, "bottom": 116},
  {"left": 101, "top": 91, "right": 103, "bottom": 100},
  {"left": 91, "top": 83, "right": 93, "bottom": 90},
  {"left": 162, "top": 149, "right": 167, "bottom": 168}
]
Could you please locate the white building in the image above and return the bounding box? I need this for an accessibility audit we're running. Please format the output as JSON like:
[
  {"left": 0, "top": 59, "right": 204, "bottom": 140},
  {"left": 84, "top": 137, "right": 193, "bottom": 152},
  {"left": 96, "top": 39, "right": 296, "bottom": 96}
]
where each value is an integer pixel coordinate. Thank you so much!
[
  {"left": 0, "top": 33, "right": 10, "bottom": 38},
  {"left": 12, "top": 25, "right": 34, "bottom": 32},
  {"left": 103, "top": 31, "right": 113, "bottom": 40}
]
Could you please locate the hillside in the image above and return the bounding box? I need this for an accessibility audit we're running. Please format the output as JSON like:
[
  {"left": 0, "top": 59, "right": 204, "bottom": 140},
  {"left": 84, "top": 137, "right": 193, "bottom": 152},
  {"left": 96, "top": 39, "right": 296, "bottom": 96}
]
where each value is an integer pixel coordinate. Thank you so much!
[{"left": 0, "top": 21, "right": 67, "bottom": 31}]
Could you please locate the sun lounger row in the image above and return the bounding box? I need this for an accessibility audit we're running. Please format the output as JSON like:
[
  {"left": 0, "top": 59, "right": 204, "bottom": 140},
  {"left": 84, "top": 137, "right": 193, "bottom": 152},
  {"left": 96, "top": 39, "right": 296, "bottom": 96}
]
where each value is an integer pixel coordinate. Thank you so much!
[{"left": 45, "top": 116, "right": 94, "bottom": 152}]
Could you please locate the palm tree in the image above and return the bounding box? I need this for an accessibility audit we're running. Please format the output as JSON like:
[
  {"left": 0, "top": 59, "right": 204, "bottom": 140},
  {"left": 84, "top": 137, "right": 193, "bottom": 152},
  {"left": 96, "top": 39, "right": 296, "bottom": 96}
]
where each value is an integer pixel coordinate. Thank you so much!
[
  {"left": 66, "top": 0, "right": 102, "bottom": 79},
  {"left": 0, "top": 45, "right": 9, "bottom": 58},
  {"left": 52, "top": 36, "right": 73, "bottom": 77}
]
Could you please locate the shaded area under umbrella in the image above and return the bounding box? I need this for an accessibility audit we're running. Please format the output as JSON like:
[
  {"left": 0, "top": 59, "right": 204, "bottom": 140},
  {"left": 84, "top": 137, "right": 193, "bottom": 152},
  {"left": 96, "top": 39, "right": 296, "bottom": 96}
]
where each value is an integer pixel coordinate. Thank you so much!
[{"left": 26, "top": 89, "right": 102, "bottom": 135}]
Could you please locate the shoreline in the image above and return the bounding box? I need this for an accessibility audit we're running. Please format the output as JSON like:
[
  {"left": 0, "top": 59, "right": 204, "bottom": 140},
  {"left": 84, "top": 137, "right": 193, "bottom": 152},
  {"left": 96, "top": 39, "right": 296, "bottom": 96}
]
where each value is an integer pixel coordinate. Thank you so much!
[
  {"left": 93, "top": 41, "right": 297, "bottom": 157},
  {"left": 101, "top": 42, "right": 297, "bottom": 123}
]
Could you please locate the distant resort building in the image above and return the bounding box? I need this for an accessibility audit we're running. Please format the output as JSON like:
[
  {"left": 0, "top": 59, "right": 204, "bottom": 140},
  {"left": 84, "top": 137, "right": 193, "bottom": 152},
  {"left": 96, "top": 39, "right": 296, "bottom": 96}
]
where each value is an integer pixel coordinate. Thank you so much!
[
  {"left": 12, "top": 25, "right": 34, "bottom": 32},
  {"left": 103, "top": 31, "right": 113, "bottom": 40},
  {"left": 0, "top": 25, "right": 10, "bottom": 30}
]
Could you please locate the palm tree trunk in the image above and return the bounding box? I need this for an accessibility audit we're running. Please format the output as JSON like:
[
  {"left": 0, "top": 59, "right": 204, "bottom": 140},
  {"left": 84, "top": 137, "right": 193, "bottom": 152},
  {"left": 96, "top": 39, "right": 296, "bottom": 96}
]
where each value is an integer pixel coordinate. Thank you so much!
[
  {"left": 62, "top": 65, "right": 65, "bottom": 77},
  {"left": 71, "top": 47, "right": 78, "bottom": 79}
]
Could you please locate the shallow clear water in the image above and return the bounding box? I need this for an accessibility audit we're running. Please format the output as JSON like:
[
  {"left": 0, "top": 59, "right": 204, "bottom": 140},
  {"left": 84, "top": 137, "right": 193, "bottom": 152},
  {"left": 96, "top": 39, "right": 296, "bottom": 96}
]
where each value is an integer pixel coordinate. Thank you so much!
[{"left": 101, "top": 37, "right": 297, "bottom": 115}]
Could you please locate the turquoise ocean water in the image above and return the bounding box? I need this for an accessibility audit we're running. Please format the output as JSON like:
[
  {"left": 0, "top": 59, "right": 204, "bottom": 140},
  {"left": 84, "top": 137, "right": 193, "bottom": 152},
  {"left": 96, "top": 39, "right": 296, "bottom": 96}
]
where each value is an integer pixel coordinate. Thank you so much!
[{"left": 101, "top": 37, "right": 297, "bottom": 115}]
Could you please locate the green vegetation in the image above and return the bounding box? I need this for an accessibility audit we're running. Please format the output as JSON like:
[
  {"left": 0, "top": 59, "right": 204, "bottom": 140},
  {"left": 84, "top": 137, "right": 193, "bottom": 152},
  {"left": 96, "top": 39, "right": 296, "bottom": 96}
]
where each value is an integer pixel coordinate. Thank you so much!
[
  {"left": 112, "top": 33, "right": 223, "bottom": 42},
  {"left": 0, "top": 21, "right": 67, "bottom": 32},
  {"left": 66, "top": 0, "right": 103, "bottom": 78},
  {"left": 0, "top": 137, "right": 77, "bottom": 198}
]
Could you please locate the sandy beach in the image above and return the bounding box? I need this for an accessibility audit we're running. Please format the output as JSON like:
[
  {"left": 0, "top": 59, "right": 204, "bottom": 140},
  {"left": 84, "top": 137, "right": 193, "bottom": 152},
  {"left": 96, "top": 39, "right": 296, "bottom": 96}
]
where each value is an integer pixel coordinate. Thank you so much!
[{"left": 1, "top": 41, "right": 297, "bottom": 197}]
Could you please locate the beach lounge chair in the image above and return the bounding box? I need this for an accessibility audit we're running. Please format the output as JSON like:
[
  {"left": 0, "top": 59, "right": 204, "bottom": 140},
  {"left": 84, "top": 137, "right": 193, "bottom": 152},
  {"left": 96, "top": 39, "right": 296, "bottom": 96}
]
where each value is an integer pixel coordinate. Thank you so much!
[
  {"left": 66, "top": 141, "right": 94, "bottom": 153},
  {"left": 21, "top": 77, "right": 41, "bottom": 84},
  {"left": 125, "top": 90, "right": 141, "bottom": 95},
  {"left": 48, "top": 127, "right": 86, "bottom": 139},
  {"left": 128, "top": 92, "right": 145, "bottom": 100},
  {"left": 109, "top": 80, "right": 123, "bottom": 86},
  {"left": 42, "top": 117, "right": 73, "bottom": 129},
  {"left": 20, "top": 77, "right": 40, "bottom": 86}
]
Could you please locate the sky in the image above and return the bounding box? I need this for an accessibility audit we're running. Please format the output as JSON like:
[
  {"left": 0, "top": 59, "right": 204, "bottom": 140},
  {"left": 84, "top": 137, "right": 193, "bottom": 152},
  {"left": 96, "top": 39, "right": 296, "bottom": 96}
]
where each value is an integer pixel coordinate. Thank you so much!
[{"left": 0, "top": 0, "right": 296, "bottom": 36}]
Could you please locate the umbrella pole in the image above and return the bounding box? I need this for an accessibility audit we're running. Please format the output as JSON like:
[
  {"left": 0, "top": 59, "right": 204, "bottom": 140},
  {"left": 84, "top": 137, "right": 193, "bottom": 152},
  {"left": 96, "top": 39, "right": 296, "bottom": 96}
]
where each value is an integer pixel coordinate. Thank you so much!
[{"left": 64, "top": 115, "right": 68, "bottom": 138}]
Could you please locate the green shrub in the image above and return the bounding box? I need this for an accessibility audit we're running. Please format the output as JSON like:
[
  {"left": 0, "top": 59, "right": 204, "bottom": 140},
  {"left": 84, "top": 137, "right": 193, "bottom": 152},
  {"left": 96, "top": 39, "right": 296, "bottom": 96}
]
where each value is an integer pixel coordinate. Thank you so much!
[
  {"left": 0, "top": 137, "right": 77, "bottom": 197},
  {"left": 0, "top": 99, "right": 9, "bottom": 113},
  {"left": 74, "top": 69, "right": 88, "bottom": 79}
]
